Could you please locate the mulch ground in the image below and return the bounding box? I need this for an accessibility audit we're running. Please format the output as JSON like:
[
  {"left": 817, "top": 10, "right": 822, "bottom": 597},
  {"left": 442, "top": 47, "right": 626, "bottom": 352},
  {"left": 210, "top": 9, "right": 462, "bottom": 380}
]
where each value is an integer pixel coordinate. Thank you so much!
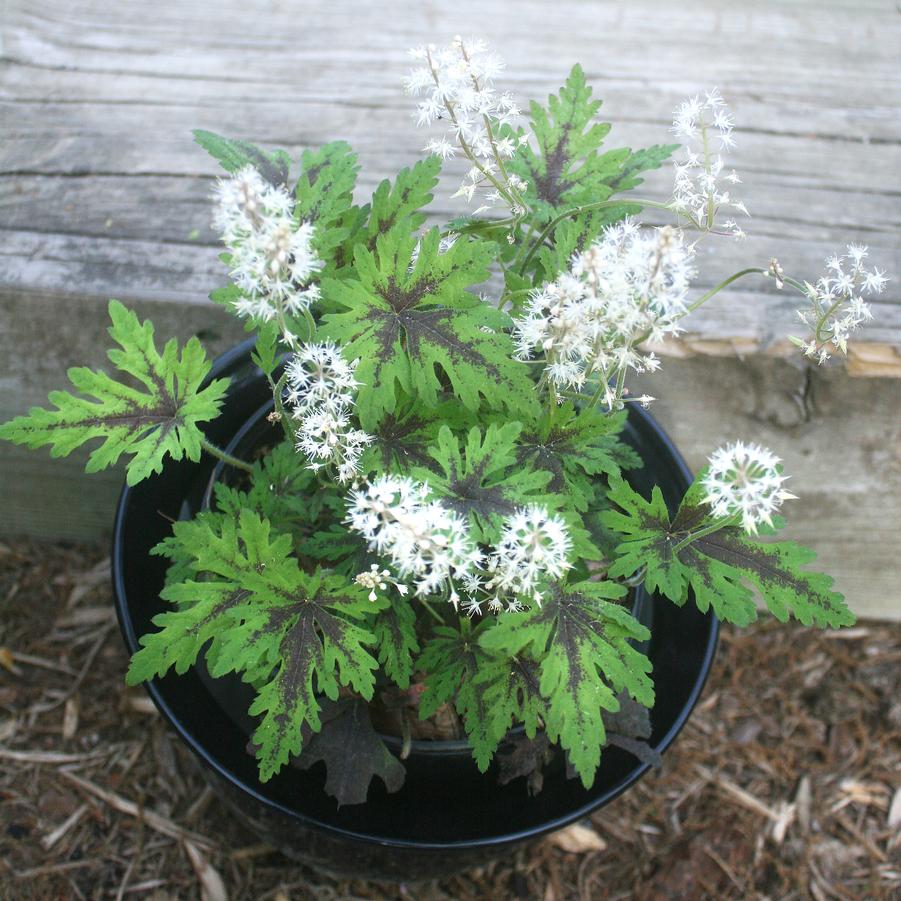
[{"left": 0, "top": 539, "right": 898, "bottom": 901}]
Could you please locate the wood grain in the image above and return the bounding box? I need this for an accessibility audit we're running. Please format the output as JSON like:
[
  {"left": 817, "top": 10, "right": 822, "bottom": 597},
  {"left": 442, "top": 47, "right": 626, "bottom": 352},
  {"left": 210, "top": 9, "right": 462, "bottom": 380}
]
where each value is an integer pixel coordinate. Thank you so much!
[{"left": 1, "top": 0, "right": 899, "bottom": 617}]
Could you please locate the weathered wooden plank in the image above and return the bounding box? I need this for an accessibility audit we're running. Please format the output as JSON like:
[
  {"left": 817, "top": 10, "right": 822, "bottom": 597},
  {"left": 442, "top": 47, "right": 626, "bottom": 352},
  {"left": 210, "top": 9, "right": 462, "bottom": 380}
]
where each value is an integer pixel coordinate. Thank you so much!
[{"left": 1, "top": 0, "right": 899, "bottom": 619}]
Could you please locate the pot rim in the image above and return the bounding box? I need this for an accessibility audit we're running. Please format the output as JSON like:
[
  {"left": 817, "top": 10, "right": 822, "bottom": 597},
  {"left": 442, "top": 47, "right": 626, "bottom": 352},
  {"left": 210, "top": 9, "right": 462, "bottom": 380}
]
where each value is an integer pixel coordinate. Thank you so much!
[{"left": 112, "top": 337, "right": 719, "bottom": 852}]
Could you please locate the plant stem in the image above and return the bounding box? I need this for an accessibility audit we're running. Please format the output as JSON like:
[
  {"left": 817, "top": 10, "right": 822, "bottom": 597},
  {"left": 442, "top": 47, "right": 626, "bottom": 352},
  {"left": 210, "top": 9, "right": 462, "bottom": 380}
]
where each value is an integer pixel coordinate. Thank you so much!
[
  {"left": 671, "top": 514, "right": 741, "bottom": 553},
  {"left": 685, "top": 268, "right": 767, "bottom": 313},
  {"left": 419, "top": 597, "right": 446, "bottom": 625},
  {"left": 199, "top": 436, "right": 254, "bottom": 473},
  {"left": 586, "top": 374, "right": 609, "bottom": 411},
  {"left": 701, "top": 120, "right": 715, "bottom": 231},
  {"left": 269, "top": 371, "right": 294, "bottom": 442},
  {"left": 519, "top": 198, "right": 691, "bottom": 274}
]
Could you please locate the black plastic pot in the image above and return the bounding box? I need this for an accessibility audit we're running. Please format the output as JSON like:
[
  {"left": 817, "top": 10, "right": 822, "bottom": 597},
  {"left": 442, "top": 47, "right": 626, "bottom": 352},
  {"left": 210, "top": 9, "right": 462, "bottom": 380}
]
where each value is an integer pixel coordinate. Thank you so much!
[{"left": 112, "top": 339, "right": 718, "bottom": 881}]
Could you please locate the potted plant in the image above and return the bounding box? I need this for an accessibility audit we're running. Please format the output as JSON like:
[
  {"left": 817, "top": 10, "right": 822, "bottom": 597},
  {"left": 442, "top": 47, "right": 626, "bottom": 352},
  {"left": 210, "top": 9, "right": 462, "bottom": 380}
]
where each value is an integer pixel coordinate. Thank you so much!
[{"left": 2, "top": 37, "right": 885, "bottom": 880}]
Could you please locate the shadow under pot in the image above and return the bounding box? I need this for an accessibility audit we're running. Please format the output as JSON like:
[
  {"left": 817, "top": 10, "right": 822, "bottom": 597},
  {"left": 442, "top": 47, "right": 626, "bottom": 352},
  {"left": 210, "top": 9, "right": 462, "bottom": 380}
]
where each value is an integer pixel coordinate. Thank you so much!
[{"left": 112, "top": 338, "right": 718, "bottom": 881}]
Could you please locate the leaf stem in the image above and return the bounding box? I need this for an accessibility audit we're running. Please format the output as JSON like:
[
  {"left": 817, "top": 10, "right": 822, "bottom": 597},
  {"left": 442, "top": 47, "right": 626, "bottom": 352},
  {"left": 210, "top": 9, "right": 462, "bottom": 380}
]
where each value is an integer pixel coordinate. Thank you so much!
[
  {"left": 519, "top": 198, "right": 690, "bottom": 274},
  {"left": 671, "top": 513, "right": 741, "bottom": 553},
  {"left": 419, "top": 597, "right": 446, "bottom": 625},
  {"left": 268, "top": 371, "right": 294, "bottom": 442},
  {"left": 199, "top": 436, "right": 255, "bottom": 474}
]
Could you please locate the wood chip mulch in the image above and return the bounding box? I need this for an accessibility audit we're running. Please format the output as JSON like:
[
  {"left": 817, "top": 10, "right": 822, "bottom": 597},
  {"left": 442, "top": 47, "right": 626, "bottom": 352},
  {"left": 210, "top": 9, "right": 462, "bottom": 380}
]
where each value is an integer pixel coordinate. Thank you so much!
[{"left": 1, "top": 539, "right": 899, "bottom": 900}]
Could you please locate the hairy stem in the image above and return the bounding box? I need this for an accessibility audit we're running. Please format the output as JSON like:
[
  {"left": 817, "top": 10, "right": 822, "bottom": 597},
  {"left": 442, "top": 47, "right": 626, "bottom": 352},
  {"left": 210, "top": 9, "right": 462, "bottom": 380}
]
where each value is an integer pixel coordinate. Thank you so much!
[{"left": 199, "top": 436, "right": 254, "bottom": 473}]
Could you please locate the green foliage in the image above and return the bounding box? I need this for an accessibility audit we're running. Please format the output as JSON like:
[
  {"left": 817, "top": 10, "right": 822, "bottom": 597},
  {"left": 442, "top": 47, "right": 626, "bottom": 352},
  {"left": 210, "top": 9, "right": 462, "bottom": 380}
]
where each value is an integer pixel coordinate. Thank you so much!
[
  {"left": 516, "top": 406, "right": 639, "bottom": 512},
  {"left": 294, "top": 141, "right": 361, "bottom": 267},
  {"left": 475, "top": 652, "right": 547, "bottom": 746},
  {"left": 359, "top": 392, "right": 478, "bottom": 477},
  {"left": 0, "top": 301, "right": 229, "bottom": 486},
  {"left": 127, "top": 509, "right": 380, "bottom": 782},
  {"left": 214, "top": 439, "right": 331, "bottom": 538},
  {"left": 250, "top": 323, "right": 282, "bottom": 382},
  {"left": 602, "top": 477, "right": 855, "bottom": 628},
  {"left": 371, "top": 595, "right": 420, "bottom": 689},
  {"left": 530, "top": 208, "right": 632, "bottom": 284},
  {"left": 416, "top": 621, "right": 498, "bottom": 770},
  {"left": 507, "top": 65, "right": 677, "bottom": 225},
  {"left": 193, "top": 129, "right": 291, "bottom": 187},
  {"left": 412, "top": 423, "right": 556, "bottom": 542},
  {"left": 294, "top": 141, "right": 359, "bottom": 227},
  {"left": 320, "top": 226, "right": 536, "bottom": 427},
  {"left": 481, "top": 580, "right": 653, "bottom": 787},
  {"left": 365, "top": 156, "right": 441, "bottom": 243}
]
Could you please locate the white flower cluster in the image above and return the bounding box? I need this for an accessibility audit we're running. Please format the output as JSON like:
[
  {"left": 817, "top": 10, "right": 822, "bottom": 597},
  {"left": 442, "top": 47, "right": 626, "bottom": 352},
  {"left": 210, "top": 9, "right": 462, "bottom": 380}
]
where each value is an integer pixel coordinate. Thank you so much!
[
  {"left": 671, "top": 89, "right": 748, "bottom": 238},
  {"left": 354, "top": 564, "right": 408, "bottom": 602},
  {"left": 513, "top": 220, "right": 696, "bottom": 408},
  {"left": 792, "top": 244, "right": 886, "bottom": 363},
  {"left": 346, "top": 476, "right": 571, "bottom": 612},
  {"left": 701, "top": 442, "right": 796, "bottom": 535},
  {"left": 347, "top": 476, "right": 481, "bottom": 599},
  {"left": 485, "top": 507, "right": 572, "bottom": 601},
  {"left": 213, "top": 166, "right": 322, "bottom": 337},
  {"left": 284, "top": 342, "right": 372, "bottom": 483},
  {"left": 404, "top": 36, "right": 527, "bottom": 214}
]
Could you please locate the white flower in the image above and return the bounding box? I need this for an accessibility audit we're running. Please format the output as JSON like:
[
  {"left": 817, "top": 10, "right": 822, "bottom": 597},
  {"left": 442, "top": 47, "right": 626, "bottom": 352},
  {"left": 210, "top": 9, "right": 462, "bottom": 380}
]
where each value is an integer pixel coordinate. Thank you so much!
[
  {"left": 405, "top": 36, "right": 525, "bottom": 214},
  {"left": 354, "top": 564, "right": 408, "bottom": 602},
  {"left": 212, "top": 166, "right": 323, "bottom": 333},
  {"left": 285, "top": 342, "right": 360, "bottom": 413},
  {"left": 284, "top": 342, "right": 373, "bottom": 483},
  {"left": 790, "top": 244, "right": 886, "bottom": 362},
  {"left": 486, "top": 506, "right": 572, "bottom": 603},
  {"left": 346, "top": 476, "right": 482, "bottom": 599},
  {"left": 671, "top": 89, "right": 748, "bottom": 236},
  {"left": 513, "top": 220, "right": 696, "bottom": 409},
  {"left": 701, "top": 442, "right": 797, "bottom": 534},
  {"left": 295, "top": 407, "right": 372, "bottom": 483}
]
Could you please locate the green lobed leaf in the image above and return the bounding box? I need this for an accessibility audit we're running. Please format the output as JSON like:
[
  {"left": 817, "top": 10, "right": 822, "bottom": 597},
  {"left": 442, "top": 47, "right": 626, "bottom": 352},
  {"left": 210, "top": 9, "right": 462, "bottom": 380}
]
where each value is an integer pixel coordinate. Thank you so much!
[
  {"left": 128, "top": 509, "right": 380, "bottom": 783},
  {"left": 193, "top": 129, "right": 291, "bottom": 187},
  {"left": 294, "top": 140, "right": 359, "bottom": 227},
  {"left": 515, "top": 405, "right": 639, "bottom": 512},
  {"left": 370, "top": 595, "right": 420, "bottom": 689},
  {"left": 213, "top": 439, "right": 333, "bottom": 540},
  {"left": 481, "top": 580, "right": 653, "bottom": 787},
  {"left": 294, "top": 141, "right": 361, "bottom": 268},
  {"left": 411, "top": 422, "right": 557, "bottom": 543},
  {"left": 0, "top": 301, "right": 229, "bottom": 486},
  {"left": 475, "top": 650, "right": 547, "bottom": 748},
  {"left": 602, "top": 476, "right": 855, "bottom": 629},
  {"left": 416, "top": 621, "right": 498, "bottom": 771},
  {"left": 507, "top": 65, "right": 677, "bottom": 226},
  {"left": 361, "top": 394, "right": 475, "bottom": 476},
  {"left": 320, "top": 226, "right": 537, "bottom": 427},
  {"left": 250, "top": 322, "right": 283, "bottom": 382},
  {"left": 365, "top": 156, "right": 441, "bottom": 244}
]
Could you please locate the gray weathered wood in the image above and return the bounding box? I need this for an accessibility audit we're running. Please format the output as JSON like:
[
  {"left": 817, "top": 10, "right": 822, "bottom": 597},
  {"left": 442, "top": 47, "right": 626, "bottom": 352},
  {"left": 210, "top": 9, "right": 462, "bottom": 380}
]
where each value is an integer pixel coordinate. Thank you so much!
[{"left": 1, "top": 0, "right": 899, "bottom": 617}]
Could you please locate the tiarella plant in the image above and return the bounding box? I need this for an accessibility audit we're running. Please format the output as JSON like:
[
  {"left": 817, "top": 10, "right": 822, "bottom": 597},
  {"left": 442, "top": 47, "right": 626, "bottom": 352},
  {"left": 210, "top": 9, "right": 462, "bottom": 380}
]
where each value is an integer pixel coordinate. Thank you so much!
[{"left": 2, "top": 37, "right": 888, "bottom": 805}]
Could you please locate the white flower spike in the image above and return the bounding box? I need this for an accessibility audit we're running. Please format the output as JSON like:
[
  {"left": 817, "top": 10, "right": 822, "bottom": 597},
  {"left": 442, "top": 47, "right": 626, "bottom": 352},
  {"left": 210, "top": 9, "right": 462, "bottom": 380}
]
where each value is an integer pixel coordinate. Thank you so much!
[
  {"left": 671, "top": 89, "right": 748, "bottom": 237},
  {"left": 212, "top": 166, "right": 323, "bottom": 338},
  {"left": 790, "top": 244, "right": 885, "bottom": 363}
]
